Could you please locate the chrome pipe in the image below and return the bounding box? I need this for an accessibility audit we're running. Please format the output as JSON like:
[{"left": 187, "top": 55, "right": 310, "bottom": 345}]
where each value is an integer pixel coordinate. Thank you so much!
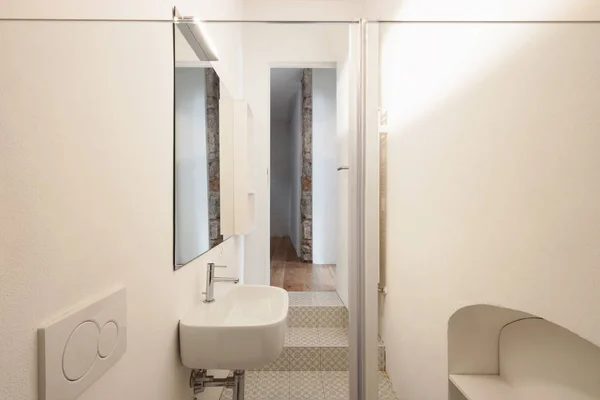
[
  {"left": 189, "top": 369, "right": 245, "bottom": 399},
  {"left": 233, "top": 370, "right": 245, "bottom": 400},
  {"left": 214, "top": 277, "right": 240, "bottom": 283}
]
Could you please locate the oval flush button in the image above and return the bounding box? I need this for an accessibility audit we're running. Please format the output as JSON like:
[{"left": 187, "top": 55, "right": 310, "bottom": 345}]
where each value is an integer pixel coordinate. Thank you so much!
[
  {"left": 98, "top": 321, "right": 119, "bottom": 358},
  {"left": 62, "top": 321, "right": 100, "bottom": 381}
]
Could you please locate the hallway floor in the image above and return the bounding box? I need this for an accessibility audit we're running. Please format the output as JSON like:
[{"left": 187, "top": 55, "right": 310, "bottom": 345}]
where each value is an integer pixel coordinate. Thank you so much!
[{"left": 270, "top": 237, "right": 336, "bottom": 292}]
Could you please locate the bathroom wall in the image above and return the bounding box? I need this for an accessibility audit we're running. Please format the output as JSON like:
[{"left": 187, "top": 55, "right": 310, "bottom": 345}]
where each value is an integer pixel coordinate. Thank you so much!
[
  {"left": 0, "top": 1, "right": 244, "bottom": 400},
  {"left": 366, "top": 0, "right": 600, "bottom": 20},
  {"left": 242, "top": 0, "right": 364, "bottom": 21},
  {"left": 312, "top": 69, "right": 338, "bottom": 265},
  {"left": 375, "top": 3, "right": 600, "bottom": 400},
  {"left": 241, "top": 23, "right": 350, "bottom": 284},
  {"left": 270, "top": 97, "right": 303, "bottom": 253},
  {"left": 334, "top": 33, "right": 357, "bottom": 307},
  {"left": 270, "top": 120, "right": 293, "bottom": 237}
]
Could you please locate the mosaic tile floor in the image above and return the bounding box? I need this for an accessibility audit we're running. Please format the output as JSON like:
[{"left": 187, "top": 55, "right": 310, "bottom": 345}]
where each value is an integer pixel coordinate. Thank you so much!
[
  {"left": 219, "top": 292, "right": 399, "bottom": 399},
  {"left": 253, "top": 326, "right": 386, "bottom": 372},
  {"left": 288, "top": 292, "right": 344, "bottom": 307},
  {"left": 287, "top": 292, "right": 348, "bottom": 328},
  {"left": 219, "top": 371, "right": 399, "bottom": 400}
]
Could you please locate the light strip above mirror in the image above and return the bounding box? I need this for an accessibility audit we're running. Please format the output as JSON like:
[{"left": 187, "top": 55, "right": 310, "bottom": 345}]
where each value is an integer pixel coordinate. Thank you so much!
[{"left": 173, "top": 7, "right": 219, "bottom": 62}]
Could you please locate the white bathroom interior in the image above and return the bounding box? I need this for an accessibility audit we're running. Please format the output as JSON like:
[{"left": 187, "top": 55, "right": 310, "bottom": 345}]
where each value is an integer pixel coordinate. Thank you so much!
[{"left": 1, "top": 2, "right": 600, "bottom": 400}]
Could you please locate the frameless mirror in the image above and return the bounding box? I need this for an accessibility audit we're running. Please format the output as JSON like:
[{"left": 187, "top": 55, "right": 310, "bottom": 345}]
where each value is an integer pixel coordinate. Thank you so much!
[{"left": 174, "top": 18, "right": 233, "bottom": 269}]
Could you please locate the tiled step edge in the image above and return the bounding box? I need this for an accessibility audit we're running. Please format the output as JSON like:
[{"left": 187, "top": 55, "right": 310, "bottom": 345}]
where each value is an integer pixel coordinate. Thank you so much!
[
  {"left": 251, "top": 344, "right": 386, "bottom": 372},
  {"left": 288, "top": 305, "right": 349, "bottom": 328}
]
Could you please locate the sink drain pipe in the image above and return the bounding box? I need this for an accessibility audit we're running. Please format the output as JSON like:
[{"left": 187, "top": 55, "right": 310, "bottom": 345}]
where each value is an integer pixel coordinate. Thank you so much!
[{"left": 190, "top": 369, "right": 245, "bottom": 400}]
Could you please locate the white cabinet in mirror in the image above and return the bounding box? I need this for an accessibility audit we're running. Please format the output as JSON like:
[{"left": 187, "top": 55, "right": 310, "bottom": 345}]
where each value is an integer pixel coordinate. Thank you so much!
[
  {"left": 219, "top": 98, "right": 257, "bottom": 236},
  {"left": 173, "top": 18, "right": 233, "bottom": 269}
]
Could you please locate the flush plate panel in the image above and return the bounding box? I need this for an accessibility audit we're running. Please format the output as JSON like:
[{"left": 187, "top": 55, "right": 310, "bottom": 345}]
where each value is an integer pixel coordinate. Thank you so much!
[{"left": 38, "top": 287, "right": 127, "bottom": 400}]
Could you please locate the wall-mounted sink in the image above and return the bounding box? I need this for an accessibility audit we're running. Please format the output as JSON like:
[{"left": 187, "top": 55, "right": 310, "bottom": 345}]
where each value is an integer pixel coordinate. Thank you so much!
[{"left": 179, "top": 285, "right": 289, "bottom": 370}]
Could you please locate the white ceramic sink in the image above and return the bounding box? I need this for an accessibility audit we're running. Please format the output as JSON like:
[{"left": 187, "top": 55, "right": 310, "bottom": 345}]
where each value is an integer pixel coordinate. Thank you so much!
[{"left": 179, "top": 285, "right": 289, "bottom": 370}]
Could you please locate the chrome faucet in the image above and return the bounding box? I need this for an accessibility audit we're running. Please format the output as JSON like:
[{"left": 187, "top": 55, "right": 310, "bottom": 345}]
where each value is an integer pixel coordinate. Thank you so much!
[{"left": 203, "top": 263, "right": 239, "bottom": 303}]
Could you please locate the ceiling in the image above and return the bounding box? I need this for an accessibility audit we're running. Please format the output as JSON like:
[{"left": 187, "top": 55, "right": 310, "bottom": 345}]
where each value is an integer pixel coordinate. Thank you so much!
[{"left": 270, "top": 68, "right": 303, "bottom": 124}]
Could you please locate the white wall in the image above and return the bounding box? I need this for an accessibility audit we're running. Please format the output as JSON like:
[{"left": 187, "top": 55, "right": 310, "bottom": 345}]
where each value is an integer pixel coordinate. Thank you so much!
[
  {"left": 334, "top": 28, "right": 358, "bottom": 307},
  {"left": 241, "top": 23, "right": 350, "bottom": 284},
  {"left": 175, "top": 68, "right": 210, "bottom": 265},
  {"left": 269, "top": 81, "right": 303, "bottom": 253},
  {"left": 0, "top": 1, "right": 243, "bottom": 399},
  {"left": 1, "top": 2, "right": 243, "bottom": 97},
  {"left": 377, "top": 10, "right": 600, "bottom": 400},
  {"left": 243, "top": 0, "right": 364, "bottom": 21},
  {"left": 312, "top": 69, "right": 338, "bottom": 265},
  {"left": 270, "top": 120, "right": 293, "bottom": 237},
  {"left": 0, "top": 0, "right": 242, "bottom": 19},
  {"left": 289, "top": 87, "right": 303, "bottom": 255},
  {"left": 366, "top": 0, "right": 600, "bottom": 21}
]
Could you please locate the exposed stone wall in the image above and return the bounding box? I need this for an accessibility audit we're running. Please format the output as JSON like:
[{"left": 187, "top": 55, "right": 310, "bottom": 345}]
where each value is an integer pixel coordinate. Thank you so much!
[
  {"left": 300, "top": 69, "right": 313, "bottom": 262},
  {"left": 206, "top": 68, "right": 223, "bottom": 249}
]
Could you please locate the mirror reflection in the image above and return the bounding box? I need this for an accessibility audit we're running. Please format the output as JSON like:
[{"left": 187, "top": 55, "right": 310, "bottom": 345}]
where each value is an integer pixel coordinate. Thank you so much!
[{"left": 174, "top": 23, "right": 231, "bottom": 269}]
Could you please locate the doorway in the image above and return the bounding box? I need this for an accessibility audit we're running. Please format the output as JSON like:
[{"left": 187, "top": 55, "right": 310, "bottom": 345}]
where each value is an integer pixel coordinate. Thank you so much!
[{"left": 269, "top": 67, "right": 338, "bottom": 292}]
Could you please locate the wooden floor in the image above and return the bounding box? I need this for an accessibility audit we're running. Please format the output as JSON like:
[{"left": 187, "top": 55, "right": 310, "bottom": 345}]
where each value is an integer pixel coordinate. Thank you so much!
[{"left": 270, "top": 236, "right": 336, "bottom": 292}]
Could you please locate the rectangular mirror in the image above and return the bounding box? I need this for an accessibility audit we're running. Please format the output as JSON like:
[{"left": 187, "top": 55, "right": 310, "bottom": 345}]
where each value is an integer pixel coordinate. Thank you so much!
[{"left": 173, "top": 17, "right": 232, "bottom": 269}]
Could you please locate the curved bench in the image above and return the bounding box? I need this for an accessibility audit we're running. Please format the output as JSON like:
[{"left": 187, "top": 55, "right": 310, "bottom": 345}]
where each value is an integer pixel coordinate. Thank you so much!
[{"left": 449, "top": 305, "right": 600, "bottom": 400}]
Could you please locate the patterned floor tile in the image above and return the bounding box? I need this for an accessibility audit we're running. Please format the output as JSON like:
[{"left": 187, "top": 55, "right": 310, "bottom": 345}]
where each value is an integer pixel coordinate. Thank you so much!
[
  {"left": 255, "top": 371, "right": 290, "bottom": 399},
  {"left": 290, "top": 371, "right": 325, "bottom": 398},
  {"left": 379, "top": 384, "right": 398, "bottom": 399},
  {"left": 320, "top": 347, "right": 349, "bottom": 371},
  {"left": 253, "top": 348, "right": 289, "bottom": 371},
  {"left": 288, "top": 347, "right": 321, "bottom": 371},
  {"left": 319, "top": 328, "right": 348, "bottom": 347},
  {"left": 286, "top": 328, "right": 321, "bottom": 347},
  {"left": 378, "top": 372, "right": 399, "bottom": 400},
  {"left": 378, "top": 345, "right": 386, "bottom": 371},
  {"left": 321, "top": 371, "right": 349, "bottom": 399},
  {"left": 288, "top": 292, "right": 317, "bottom": 306},
  {"left": 245, "top": 372, "right": 260, "bottom": 393},
  {"left": 284, "top": 329, "right": 292, "bottom": 346},
  {"left": 313, "top": 292, "right": 344, "bottom": 306},
  {"left": 378, "top": 372, "right": 393, "bottom": 389},
  {"left": 237, "top": 370, "right": 399, "bottom": 400},
  {"left": 288, "top": 292, "right": 344, "bottom": 307},
  {"left": 316, "top": 307, "right": 348, "bottom": 328},
  {"left": 288, "top": 306, "right": 319, "bottom": 327},
  {"left": 219, "top": 388, "right": 232, "bottom": 400}
]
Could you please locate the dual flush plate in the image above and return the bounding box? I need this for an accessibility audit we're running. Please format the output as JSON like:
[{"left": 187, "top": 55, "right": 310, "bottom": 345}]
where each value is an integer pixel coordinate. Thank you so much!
[{"left": 38, "top": 287, "right": 127, "bottom": 400}]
